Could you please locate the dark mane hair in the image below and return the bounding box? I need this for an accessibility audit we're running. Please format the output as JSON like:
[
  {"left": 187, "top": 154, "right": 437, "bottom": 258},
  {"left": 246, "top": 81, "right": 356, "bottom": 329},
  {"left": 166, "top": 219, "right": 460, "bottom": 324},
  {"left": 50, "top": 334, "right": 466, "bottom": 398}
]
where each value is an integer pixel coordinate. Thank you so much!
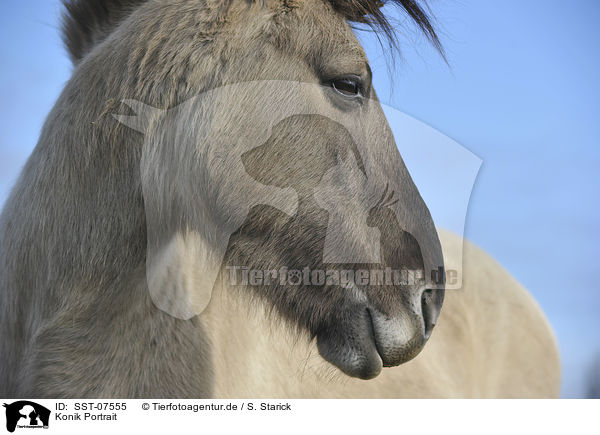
[
  {"left": 62, "top": 0, "right": 147, "bottom": 63},
  {"left": 62, "top": 0, "right": 441, "bottom": 63},
  {"left": 330, "top": 0, "right": 442, "bottom": 54}
]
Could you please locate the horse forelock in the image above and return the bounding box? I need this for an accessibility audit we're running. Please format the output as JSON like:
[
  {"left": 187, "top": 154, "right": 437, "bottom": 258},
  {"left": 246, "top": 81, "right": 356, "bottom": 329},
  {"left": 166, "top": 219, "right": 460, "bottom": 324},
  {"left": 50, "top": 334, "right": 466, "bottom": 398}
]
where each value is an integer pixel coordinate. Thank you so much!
[{"left": 62, "top": 0, "right": 442, "bottom": 64}]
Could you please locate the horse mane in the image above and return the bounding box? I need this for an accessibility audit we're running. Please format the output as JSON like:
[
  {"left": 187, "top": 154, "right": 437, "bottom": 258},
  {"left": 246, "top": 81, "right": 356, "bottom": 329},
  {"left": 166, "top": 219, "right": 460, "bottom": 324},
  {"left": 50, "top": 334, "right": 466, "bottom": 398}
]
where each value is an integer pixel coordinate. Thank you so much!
[
  {"left": 62, "top": 0, "right": 441, "bottom": 64},
  {"left": 61, "top": 0, "right": 147, "bottom": 63},
  {"left": 330, "top": 0, "right": 442, "bottom": 54}
]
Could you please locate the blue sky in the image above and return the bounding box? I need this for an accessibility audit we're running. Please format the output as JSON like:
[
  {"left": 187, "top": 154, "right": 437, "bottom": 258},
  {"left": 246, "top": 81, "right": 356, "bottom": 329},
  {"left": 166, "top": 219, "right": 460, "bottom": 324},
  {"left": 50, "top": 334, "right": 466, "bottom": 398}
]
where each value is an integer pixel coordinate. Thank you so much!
[
  {"left": 1, "top": 1, "right": 599, "bottom": 397},
  {"left": 359, "top": 0, "right": 600, "bottom": 398}
]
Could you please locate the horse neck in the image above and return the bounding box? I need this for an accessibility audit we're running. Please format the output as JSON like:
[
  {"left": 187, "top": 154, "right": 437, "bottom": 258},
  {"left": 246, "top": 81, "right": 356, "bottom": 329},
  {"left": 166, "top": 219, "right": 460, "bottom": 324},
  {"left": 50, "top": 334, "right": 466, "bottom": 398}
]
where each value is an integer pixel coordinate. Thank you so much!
[
  {"left": 199, "top": 280, "right": 330, "bottom": 397},
  {"left": 0, "top": 63, "right": 149, "bottom": 307}
]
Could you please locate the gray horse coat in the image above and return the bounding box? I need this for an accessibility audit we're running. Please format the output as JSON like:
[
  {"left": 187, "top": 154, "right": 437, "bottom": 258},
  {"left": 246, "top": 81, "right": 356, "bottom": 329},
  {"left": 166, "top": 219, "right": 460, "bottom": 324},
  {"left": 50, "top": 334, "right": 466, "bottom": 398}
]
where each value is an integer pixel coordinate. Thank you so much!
[{"left": 0, "top": 0, "right": 560, "bottom": 398}]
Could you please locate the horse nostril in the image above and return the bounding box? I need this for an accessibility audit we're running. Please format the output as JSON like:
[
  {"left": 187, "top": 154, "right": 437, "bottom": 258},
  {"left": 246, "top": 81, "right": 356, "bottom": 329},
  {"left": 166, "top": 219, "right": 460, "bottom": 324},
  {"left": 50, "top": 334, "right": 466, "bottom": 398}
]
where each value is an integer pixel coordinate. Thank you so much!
[{"left": 421, "top": 289, "right": 437, "bottom": 339}]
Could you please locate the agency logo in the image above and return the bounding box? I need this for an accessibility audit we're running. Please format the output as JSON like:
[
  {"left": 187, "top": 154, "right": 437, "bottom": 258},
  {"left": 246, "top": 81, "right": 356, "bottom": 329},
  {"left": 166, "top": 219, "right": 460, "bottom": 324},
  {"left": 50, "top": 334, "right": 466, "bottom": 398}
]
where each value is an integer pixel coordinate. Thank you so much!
[
  {"left": 2, "top": 401, "right": 50, "bottom": 433},
  {"left": 115, "top": 81, "right": 481, "bottom": 320}
]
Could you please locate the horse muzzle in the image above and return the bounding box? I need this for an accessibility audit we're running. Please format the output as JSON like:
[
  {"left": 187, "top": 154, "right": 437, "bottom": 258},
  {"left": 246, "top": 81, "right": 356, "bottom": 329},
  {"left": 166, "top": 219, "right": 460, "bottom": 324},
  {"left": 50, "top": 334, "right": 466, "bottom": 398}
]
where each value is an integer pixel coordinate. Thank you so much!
[{"left": 316, "top": 286, "right": 444, "bottom": 380}]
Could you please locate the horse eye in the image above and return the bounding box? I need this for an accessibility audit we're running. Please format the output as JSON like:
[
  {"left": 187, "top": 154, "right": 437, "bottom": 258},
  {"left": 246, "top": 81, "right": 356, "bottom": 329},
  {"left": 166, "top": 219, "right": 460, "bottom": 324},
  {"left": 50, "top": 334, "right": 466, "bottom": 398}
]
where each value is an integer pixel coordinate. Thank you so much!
[{"left": 330, "top": 78, "right": 362, "bottom": 98}]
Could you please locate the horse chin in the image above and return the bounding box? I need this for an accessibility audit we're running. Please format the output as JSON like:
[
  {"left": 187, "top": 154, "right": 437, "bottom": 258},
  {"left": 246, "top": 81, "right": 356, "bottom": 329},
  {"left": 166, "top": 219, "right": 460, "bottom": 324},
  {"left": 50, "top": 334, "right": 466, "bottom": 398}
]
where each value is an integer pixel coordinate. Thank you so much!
[
  {"left": 316, "top": 307, "right": 383, "bottom": 380},
  {"left": 316, "top": 305, "right": 427, "bottom": 380}
]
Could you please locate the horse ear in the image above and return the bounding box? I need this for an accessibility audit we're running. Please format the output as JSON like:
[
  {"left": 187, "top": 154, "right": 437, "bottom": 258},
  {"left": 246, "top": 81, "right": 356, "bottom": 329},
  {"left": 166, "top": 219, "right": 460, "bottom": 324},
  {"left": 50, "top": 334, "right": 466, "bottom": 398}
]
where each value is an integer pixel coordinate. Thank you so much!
[{"left": 113, "top": 99, "right": 163, "bottom": 133}]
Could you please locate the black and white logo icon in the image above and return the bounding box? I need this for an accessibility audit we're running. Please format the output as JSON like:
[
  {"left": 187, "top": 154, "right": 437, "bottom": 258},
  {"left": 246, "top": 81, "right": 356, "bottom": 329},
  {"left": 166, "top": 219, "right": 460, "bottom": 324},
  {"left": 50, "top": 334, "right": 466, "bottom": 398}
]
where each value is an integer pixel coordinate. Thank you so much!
[{"left": 3, "top": 401, "right": 50, "bottom": 433}]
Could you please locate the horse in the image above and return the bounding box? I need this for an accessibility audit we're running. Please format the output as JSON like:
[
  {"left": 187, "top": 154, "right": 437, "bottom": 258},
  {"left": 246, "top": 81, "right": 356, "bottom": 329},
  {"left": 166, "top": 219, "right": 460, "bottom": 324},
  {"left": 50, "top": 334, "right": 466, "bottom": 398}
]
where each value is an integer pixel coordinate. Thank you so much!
[{"left": 0, "top": 0, "right": 560, "bottom": 398}]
